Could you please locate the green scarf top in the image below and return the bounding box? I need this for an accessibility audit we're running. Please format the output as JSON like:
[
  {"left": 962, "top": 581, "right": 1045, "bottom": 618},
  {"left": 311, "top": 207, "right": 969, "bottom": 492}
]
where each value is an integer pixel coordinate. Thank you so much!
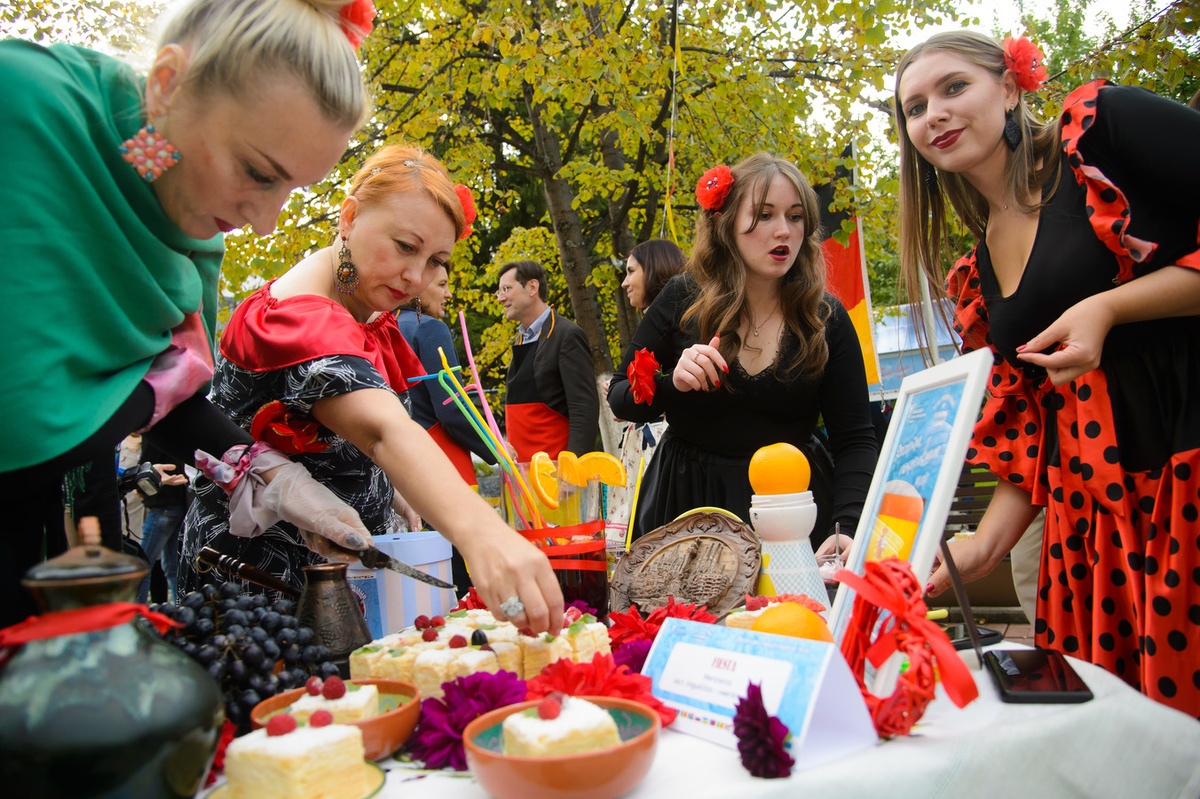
[{"left": 0, "top": 40, "right": 224, "bottom": 471}]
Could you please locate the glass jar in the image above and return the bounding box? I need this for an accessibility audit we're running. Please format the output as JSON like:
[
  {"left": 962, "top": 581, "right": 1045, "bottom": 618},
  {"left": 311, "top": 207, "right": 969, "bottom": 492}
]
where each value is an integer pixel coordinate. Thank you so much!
[{"left": 0, "top": 545, "right": 224, "bottom": 796}]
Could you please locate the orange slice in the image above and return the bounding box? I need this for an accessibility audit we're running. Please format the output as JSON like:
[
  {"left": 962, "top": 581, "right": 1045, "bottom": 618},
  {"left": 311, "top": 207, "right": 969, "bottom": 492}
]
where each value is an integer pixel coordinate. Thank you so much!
[
  {"left": 577, "top": 451, "right": 627, "bottom": 487},
  {"left": 751, "top": 602, "right": 833, "bottom": 641},
  {"left": 529, "top": 451, "right": 559, "bottom": 509},
  {"left": 557, "top": 451, "right": 586, "bottom": 487},
  {"left": 748, "top": 442, "right": 811, "bottom": 495}
]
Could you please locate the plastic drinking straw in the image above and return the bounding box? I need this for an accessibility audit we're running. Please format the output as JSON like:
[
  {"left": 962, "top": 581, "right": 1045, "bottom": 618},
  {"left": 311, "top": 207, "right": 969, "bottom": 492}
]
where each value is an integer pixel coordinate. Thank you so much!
[
  {"left": 406, "top": 366, "right": 462, "bottom": 382},
  {"left": 624, "top": 456, "right": 646, "bottom": 552},
  {"left": 458, "top": 313, "right": 507, "bottom": 449},
  {"left": 437, "top": 347, "right": 544, "bottom": 528}
]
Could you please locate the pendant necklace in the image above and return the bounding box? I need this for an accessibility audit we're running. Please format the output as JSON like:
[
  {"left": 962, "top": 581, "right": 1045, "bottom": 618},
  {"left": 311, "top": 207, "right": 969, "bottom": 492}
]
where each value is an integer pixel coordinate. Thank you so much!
[{"left": 750, "top": 305, "right": 779, "bottom": 337}]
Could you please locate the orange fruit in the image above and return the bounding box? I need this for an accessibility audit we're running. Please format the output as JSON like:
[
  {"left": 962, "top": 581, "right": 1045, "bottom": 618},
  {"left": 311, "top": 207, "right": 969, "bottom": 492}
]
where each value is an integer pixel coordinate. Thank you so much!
[
  {"left": 529, "top": 451, "right": 560, "bottom": 509},
  {"left": 751, "top": 602, "right": 833, "bottom": 642},
  {"left": 577, "top": 451, "right": 627, "bottom": 487},
  {"left": 556, "top": 451, "right": 586, "bottom": 487},
  {"left": 748, "top": 442, "right": 811, "bottom": 495}
]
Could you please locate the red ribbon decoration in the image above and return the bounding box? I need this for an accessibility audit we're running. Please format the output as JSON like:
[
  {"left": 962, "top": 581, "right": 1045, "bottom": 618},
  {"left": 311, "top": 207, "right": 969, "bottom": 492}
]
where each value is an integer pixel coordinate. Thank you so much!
[
  {"left": 836, "top": 559, "right": 978, "bottom": 737},
  {"left": 0, "top": 602, "right": 181, "bottom": 648}
]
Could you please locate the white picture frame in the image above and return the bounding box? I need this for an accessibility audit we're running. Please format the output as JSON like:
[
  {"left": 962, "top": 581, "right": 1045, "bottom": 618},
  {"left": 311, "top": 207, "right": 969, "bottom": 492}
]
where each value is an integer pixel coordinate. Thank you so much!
[{"left": 827, "top": 348, "right": 994, "bottom": 686}]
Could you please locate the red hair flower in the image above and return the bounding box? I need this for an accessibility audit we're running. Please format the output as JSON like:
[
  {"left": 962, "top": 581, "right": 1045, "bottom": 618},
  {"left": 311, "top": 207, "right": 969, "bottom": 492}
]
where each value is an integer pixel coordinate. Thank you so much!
[
  {"left": 250, "top": 400, "right": 329, "bottom": 455},
  {"left": 607, "top": 597, "right": 717, "bottom": 648},
  {"left": 525, "top": 653, "right": 677, "bottom": 727},
  {"left": 338, "top": 0, "right": 376, "bottom": 49},
  {"left": 1002, "top": 36, "right": 1047, "bottom": 93},
  {"left": 695, "top": 165, "right": 733, "bottom": 211},
  {"left": 627, "top": 347, "right": 662, "bottom": 406},
  {"left": 454, "top": 184, "right": 476, "bottom": 240}
]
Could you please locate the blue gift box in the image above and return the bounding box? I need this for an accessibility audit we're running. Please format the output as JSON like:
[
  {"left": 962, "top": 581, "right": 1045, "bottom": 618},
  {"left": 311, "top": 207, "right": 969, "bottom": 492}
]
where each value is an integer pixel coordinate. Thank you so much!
[{"left": 346, "top": 531, "right": 455, "bottom": 638}]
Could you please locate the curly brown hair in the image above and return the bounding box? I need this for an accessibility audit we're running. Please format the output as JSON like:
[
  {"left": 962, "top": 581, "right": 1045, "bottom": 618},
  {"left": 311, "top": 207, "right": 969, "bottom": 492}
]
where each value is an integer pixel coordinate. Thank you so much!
[{"left": 683, "top": 151, "right": 830, "bottom": 380}]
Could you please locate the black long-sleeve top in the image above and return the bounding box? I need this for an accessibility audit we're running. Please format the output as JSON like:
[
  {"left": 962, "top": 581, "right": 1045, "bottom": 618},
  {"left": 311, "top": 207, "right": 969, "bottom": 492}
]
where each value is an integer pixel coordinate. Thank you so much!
[{"left": 607, "top": 274, "right": 878, "bottom": 532}]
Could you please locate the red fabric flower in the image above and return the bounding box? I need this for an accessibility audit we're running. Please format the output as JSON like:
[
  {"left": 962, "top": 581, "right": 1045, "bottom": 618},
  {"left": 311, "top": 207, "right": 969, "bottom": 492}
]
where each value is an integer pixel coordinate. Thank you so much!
[
  {"left": 607, "top": 597, "right": 717, "bottom": 647},
  {"left": 525, "top": 653, "right": 677, "bottom": 727},
  {"left": 627, "top": 347, "right": 661, "bottom": 406},
  {"left": 338, "top": 0, "right": 376, "bottom": 49},
  {"left": 451, "top": 586, "right": 488, "bottom": 611},
  {"left": 454, "top": 184, "right": 476, "bottom": 240},
  {"left": 250, "top": 400, "right": 328, "bottom": 454},
  {"left": 695, "top": 165, "right": 733, "bottom": 211},
  {"left": 734, "top": 682, "right": 794, "bottom": 778},
  {"left": 1002, "top": 36, "right": 1047, "bottom": 93}
]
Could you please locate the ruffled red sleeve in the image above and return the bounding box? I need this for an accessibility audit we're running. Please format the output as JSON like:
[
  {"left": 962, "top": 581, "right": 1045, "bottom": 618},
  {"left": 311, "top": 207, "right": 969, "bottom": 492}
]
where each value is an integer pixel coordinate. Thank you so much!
[
  {"left": 946, "top": 249, "right": 1046, "bottom": 499},
  {"left": 219, "top": 283, "right": 424, "bottom": 392}
]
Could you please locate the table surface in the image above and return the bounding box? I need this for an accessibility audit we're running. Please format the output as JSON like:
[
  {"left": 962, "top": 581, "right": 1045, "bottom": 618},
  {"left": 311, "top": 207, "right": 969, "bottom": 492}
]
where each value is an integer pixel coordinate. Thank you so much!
[{"left": 369, "top": 654, "right": 1200, "bottom": 799}]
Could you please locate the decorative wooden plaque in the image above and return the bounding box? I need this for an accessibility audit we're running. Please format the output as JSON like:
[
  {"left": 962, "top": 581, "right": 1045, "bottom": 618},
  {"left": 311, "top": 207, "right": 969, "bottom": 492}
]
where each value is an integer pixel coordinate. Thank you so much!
[{"left": 609, "top": 512, "right": 762, "bottom": 616}]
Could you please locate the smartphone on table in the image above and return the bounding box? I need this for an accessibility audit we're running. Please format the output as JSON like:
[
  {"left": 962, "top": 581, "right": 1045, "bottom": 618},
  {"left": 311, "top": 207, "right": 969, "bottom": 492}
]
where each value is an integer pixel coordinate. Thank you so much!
[{"left": 984, "top": 648, "right": 1094, "bottom": 704}]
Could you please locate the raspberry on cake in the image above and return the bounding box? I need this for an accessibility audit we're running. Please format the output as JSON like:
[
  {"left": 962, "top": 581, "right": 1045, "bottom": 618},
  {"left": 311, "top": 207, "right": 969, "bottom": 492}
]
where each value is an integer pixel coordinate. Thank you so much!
[
  {"left": 502, "top": 696, "right": 621, "bottom": 757},
  {"left": 223, "top": 722, "right": 370, "bottom": 799},
  {"left": 289, "top": 683, "right": 380, "bottom": 724}
]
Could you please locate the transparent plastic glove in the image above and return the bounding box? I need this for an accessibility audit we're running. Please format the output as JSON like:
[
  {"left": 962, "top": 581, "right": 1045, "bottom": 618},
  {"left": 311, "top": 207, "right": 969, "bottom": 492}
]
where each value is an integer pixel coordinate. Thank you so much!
[
  {"left": 391, "top": 490, "right": 421, "bottom": 533},
  {"left": 261, "top": 462, "right": 373, "bottom": 563}
]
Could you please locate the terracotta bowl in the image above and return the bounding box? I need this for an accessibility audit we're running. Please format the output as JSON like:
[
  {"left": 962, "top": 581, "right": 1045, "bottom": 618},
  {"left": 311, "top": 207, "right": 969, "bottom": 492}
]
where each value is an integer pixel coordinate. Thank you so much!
[
  {"left": 250, "top": 678, "right": 420, "bottom": 761},
  {"left": 463, "top": 696, "right": 660, "bottom": 799}
]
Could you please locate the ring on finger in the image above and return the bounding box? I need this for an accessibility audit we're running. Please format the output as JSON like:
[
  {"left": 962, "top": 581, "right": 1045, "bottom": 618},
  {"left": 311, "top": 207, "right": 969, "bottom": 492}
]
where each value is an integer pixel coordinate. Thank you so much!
[{"left": 500, "top": 595, "right": 525, "bottom": 618}]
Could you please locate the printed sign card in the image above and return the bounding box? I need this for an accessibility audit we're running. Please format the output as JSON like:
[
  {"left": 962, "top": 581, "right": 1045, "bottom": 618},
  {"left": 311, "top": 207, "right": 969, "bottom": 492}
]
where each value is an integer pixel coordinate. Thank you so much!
[{"left": 643, "top": 618, "right": 877, "bottom": 770}]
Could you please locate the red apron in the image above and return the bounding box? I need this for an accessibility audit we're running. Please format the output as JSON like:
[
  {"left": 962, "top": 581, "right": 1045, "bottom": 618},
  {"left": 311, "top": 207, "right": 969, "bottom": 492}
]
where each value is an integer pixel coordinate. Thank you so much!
[
  {"left": 427, "top": 421, "right": 477, "bottom": 487},
  {"left": 506, "top": 332, "right": 570, "bottom": 462}
]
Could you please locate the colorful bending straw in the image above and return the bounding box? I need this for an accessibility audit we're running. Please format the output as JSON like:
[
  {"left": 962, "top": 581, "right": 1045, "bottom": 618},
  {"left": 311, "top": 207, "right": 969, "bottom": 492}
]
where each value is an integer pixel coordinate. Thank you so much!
[{"left": 624, "top": 456, "right": 646, "bottom": 552}]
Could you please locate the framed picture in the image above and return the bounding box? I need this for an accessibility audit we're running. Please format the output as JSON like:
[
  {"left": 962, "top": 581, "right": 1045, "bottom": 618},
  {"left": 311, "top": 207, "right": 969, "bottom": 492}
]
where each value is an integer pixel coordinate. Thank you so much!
[{"left": 828, "top": 348, "right": 994, "bottom": 660}]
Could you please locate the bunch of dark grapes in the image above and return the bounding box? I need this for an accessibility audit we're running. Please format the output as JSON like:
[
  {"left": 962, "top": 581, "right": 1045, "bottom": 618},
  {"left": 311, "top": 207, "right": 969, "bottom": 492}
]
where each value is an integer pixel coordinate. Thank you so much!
[{"left": 149, "top": 581, "right": 339, "bottom": 732}]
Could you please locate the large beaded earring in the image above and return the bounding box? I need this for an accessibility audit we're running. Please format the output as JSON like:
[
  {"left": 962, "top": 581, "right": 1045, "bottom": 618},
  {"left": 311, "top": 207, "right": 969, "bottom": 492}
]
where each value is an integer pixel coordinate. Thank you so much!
[
  {"left": 335, "top": 236, "right": 359, "bottom": 295},
  {"left": 1002, "top": 107, "right": 1022, "bottom": 151},
  {"left": 118, "top": 124, "right": 181, "bottom": 182},
  {"left": 415, "top": 296, "right": 423, "bottom": 323}
]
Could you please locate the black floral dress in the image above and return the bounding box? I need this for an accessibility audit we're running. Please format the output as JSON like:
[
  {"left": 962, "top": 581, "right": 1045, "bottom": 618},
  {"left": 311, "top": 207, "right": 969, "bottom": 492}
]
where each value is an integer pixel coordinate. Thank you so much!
[
  {"left": 948, "top": 81, "right": 1200, "bottom": 718},
  {"left": 179, "top": 284, "right": 423, "bottom": 595}
]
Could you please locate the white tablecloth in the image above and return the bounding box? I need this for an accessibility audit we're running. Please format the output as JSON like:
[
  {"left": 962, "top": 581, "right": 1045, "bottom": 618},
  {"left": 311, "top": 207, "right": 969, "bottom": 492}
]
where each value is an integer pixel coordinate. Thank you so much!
[{"left": 375, "top": 657, "right": 1200, "bottom": 799}]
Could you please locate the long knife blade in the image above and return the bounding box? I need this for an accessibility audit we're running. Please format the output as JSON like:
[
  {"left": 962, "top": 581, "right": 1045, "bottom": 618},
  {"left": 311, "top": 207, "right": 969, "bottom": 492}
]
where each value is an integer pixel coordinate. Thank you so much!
[{"left": 356, "top": 545, "right": 456, "bottom": 590}]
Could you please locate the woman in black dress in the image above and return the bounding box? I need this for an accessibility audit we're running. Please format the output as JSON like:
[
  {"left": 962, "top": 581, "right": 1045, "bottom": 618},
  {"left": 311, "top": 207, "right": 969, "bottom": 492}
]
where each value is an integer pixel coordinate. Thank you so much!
[
  {"left": 607, "top": 152, "right": 878, "bottom": 554},
  {"left": 895, "top": 31, "right": 1200, "bottom": 717}
]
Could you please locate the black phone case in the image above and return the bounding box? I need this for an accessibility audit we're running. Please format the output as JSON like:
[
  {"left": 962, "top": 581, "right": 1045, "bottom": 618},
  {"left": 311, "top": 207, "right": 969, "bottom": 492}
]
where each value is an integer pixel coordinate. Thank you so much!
[{"left": 984, "top": 649, "right": 1094, "bottom": 704}]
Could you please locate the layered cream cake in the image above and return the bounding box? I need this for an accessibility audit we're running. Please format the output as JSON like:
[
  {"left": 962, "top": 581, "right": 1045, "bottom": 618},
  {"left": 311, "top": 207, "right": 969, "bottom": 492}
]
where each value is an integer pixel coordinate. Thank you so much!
[
  {"left": 289, "top": 683, "right": 380, "bottom": 724},
  {"left": 503, "top": 696, "right": 621, "bottom": 757},
  {"left": 349, "top": 609, "right": 612, "bottom": 698},
  {"left": 223, "top": 723, "right": 369, "bottom": 799}
]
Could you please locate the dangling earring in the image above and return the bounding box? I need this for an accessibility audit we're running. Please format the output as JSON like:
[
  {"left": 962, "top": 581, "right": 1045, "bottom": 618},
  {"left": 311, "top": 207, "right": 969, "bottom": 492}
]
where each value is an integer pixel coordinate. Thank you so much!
[
  {"left": 118, "top": 123, "right": 181, "bottom": 182},
  {"left": 1003, "top": 107, "right": 1022, "bottom": 151},
  {"left": 334, "top": 235, "right": 359, "bottom": 295},
  {"left": 415, "top": 296, "right": 422, "bottom": 323},
  {"left": 924, "top": 163, "right": 938, "bottom": 189}
]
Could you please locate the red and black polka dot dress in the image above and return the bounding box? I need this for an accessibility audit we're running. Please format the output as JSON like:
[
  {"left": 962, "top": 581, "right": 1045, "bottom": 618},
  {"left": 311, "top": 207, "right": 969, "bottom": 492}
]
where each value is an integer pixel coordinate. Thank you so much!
[{"left": 948, "top": 81, "right": 1200, "bottom": 719}]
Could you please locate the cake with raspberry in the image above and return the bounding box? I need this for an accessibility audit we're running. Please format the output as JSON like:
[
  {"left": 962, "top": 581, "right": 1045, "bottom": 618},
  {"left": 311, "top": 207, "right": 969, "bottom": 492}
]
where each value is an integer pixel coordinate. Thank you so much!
[
  {"left": 223, "top": 719, "right": 369, "bottom": 799},
  {"left": 288, "top": 677, "right": 379, "bottom": 724},
  {"left": 503, "top": 695, "right": 621, "bottom": 757}
]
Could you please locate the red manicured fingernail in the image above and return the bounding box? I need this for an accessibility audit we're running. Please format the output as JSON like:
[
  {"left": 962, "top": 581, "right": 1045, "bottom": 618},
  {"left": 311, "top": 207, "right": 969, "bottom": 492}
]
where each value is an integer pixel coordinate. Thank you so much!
[
  {"left": 722, "top": 364, "right": 729, "bottom": 373},
  {"left": 1016, "top": 345, "right": 1026, "bottom": 352},
  {"left": 924, "top": 583, "right": 935, "bottom": 594},
  {"left": 714, "top": 379, "right": 720, "bottom": 388}
]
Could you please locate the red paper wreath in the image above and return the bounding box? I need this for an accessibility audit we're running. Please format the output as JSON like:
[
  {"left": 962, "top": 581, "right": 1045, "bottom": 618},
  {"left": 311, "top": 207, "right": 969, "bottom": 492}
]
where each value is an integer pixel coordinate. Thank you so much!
[
  {"left": 836, "top": 558, "right": 978, "bottom": 737},
  {"left": 1002, "top": 36, "right": 1047, "bottom": 93}
]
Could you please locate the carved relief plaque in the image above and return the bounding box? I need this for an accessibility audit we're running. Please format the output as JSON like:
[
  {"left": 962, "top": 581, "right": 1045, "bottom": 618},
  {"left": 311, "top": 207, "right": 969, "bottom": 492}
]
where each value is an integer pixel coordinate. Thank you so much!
[{"left": 609, "top": 512, "right": 762, "bottom": 616}]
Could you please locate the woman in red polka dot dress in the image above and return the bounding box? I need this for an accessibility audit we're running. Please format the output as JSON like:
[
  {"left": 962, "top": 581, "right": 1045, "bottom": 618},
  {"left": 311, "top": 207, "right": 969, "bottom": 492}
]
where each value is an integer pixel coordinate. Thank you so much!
[{"left": 894, "top": 30, "right": 1200, "bottom": 719}]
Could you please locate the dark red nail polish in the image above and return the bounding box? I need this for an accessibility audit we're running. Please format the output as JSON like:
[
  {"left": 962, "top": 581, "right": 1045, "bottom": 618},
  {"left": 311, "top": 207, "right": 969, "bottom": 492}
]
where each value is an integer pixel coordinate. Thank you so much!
[{"left": 924, "top": 582, "right": 935, "bottom": 594}]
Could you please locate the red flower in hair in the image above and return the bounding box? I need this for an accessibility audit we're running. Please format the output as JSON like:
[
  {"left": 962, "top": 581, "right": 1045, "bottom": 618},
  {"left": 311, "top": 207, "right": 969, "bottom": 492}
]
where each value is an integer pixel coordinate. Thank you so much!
[
  {"left": 695, "top": 165, "right": 733, "bottom": 211},
  {"left": 338, "top": 0, "right": 376, "bottom": 49},
  {"left": 1002, "top": 36, "right": 1047, "bottom": 93},
  {"left": 454, "top": 184, "right": 476, "bottom": 240},
  {"left": 627, "top": 348, "right": 661, "bottom": 405},
  {"left": 250, "top": 400, "right": 329, "bottom": 454}
]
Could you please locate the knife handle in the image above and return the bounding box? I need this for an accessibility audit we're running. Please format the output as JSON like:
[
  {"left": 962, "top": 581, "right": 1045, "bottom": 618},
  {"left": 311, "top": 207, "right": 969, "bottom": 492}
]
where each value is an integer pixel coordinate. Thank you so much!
[{"left": 198, "top": 546, "right": 301, "bottom": 598}]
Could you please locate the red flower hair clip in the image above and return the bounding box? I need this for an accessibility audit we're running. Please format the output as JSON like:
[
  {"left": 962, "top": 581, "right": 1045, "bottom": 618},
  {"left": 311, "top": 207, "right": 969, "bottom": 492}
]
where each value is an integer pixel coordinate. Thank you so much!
[
  {"left": 250, "top": 400, "right": 329, "bottom": 455},
  {"left": 695, "top": 165, "right": 734, "bottom": 211},
  {"left": 1002, "top": 36, "right": 1047, "bottom": 93},
  {"left": 454, "top": 184, "right": 476, "bottom": 240},
  {"left": 338, "top": 0, "right": 377, "bottom": 49}
]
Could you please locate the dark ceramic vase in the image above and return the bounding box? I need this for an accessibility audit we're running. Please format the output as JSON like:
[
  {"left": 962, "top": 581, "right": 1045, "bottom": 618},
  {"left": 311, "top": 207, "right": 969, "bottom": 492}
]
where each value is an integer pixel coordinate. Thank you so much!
[{"left": 0, "top": 546, "right": 224, "bottom": 797}]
